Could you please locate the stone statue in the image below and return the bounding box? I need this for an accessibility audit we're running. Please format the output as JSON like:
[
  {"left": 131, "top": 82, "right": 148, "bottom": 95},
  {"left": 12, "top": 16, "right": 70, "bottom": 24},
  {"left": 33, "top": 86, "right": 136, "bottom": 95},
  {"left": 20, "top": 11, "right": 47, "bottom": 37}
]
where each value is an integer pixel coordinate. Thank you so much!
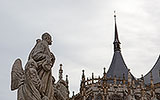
[
  {"left": 11, "top": 33, "right": 56, "bottom": 100},
  {"left": 28, "top": 33, "right": 55, "bottom": 100},
  {"left": 11, "top": 58, "right": 49, "bottom": 100}
]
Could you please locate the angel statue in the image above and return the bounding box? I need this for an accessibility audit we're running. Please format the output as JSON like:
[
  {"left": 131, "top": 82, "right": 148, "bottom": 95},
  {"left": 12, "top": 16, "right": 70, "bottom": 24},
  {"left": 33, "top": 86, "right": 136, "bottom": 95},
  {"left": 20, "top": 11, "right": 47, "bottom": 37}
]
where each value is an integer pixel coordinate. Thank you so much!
[
  {"left": 11, "top": 33, "right": 56, "bottom": 100},
  {"left": 11, "top": 58, "right": 49, "bottom": 100}
]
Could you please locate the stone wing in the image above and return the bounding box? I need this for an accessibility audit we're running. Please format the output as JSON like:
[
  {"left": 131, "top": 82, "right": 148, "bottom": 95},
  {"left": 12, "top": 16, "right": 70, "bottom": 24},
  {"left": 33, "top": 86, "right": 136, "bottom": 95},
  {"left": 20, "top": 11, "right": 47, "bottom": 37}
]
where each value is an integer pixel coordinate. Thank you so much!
[{"left": 11, "top": 58, "right": 24, "bottom": 91}]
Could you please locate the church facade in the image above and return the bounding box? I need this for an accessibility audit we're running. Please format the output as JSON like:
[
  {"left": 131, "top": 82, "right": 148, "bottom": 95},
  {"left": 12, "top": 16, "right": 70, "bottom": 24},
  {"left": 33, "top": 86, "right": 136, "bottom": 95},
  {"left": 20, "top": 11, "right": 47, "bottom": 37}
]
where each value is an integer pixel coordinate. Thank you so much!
[{"left": 68, "top": 15, "right": 160, "bottom": 100}]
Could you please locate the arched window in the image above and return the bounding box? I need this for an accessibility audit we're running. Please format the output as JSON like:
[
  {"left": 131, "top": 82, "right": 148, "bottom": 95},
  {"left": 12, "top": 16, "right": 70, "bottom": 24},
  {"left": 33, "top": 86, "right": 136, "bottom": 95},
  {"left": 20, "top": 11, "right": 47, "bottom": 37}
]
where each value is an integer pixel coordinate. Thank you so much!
[
  {"left": 95, "top": 94, "right": 102, "bottom": 100},
  {"left": 110, "top": 94, "right": 122, "bottom": 100},
  {"left": 86, "top": 95, "right": 92, "bottom": 100}
]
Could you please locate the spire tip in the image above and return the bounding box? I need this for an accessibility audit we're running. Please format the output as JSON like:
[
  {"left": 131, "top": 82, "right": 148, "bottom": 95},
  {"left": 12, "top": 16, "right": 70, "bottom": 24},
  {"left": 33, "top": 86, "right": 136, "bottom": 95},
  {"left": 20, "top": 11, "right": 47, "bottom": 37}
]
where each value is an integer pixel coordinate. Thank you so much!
[{"left": 114, "top": 11, "right": 116, "bottom": 18}]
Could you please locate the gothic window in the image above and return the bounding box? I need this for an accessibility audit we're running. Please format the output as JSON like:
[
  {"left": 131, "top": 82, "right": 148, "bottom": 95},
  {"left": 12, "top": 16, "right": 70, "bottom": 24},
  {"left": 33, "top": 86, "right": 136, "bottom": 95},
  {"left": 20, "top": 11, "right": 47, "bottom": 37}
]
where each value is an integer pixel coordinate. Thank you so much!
[
  {"left": 86, "top": 95, "right": 92, "bottom": 100},
  {"left": 95, "top": 94, "right": 102, "bottom": 100},
  {"left": 110, "top": 94, "right": 122, "bottom": 100},
  {"left": 156, "top": 93, "right": 160, "bottom": 100}
]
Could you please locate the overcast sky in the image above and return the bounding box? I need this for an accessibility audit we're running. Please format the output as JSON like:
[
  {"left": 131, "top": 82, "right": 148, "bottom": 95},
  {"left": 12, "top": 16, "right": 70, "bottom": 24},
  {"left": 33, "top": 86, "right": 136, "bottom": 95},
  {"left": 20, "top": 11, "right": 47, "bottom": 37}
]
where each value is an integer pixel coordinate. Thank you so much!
[{"left": 1, "top": 0, "right": 160, "bottom": 99}]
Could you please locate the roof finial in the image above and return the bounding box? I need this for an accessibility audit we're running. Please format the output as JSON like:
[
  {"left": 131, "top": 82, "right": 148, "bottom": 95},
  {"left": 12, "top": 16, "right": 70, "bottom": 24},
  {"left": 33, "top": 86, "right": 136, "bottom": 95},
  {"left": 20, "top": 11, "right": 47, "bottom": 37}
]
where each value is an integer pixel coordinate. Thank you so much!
[
  {"left": 66, "top": 75, "right": 69, "bottom": 85},
  {"left": 113, "top": 11, "right": 121, "bottom": 52},
  {"left": 82, "top": 70, "right": 85, "bottom": 81},
  {"left": 66, "top": 75, "right": 69, "bottom": 89},
  {"left": 59, "top": 64, "right": 63, "bottom": 80},
  {"left": 150, "top": 72, "right": 155, "bottom": 95},
  {"left": 72, "top": 91, "right": 75, "bottom": 96},
  {"left": 103, "top": 67, "right": 106, "bottom": 74},
  {"left": 114, "top": 10, "right": 116, "bottom": 20},
  {"left": 92, "top": 73, "right": 94, "bottom": 84}
]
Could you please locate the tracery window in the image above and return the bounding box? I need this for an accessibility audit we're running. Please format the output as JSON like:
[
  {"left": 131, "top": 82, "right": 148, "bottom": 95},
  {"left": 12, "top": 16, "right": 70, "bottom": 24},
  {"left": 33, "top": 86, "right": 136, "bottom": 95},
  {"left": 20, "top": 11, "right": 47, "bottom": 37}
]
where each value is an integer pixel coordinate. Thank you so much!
[
  {"left": 110, "top": 94, "right": 122, "bottom": 100},
  {"left": 86, "top": 95, "right": 92, "bottom": 100},
  {"left": 95, "top": 94, "right": 102, "bottom": 100}
]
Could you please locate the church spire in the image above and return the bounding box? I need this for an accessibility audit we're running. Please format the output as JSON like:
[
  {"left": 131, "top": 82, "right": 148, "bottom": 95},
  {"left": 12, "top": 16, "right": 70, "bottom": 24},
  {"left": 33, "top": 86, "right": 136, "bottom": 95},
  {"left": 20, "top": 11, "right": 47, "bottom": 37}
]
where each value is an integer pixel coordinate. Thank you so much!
[
  {"left": 113, "top": 11, "right": 121, "bottom": 52},
  {"left": 106, "top": 12, "right": 133, "bottom": 81}
]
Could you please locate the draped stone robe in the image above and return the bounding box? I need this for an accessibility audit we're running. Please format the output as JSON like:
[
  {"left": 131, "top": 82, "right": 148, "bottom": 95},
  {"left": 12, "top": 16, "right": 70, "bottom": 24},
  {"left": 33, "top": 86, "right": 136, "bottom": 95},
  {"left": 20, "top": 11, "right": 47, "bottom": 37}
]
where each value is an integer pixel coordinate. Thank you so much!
[
  {"left": 28, "top": 40, "right": 55, "bottom": 100},
  {"left": 17, "top": 59, "right": 48, "bottom": 100}
]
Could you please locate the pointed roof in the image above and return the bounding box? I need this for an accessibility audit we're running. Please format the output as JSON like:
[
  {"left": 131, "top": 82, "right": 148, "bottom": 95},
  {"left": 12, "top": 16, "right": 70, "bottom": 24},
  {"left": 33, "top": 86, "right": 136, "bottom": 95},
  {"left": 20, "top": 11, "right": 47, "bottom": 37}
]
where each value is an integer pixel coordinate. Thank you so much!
[
  {"left": 144, "top": 55, "right": 160, "bottom": 85},
  {"left": 106, "top": 12, "right": 134, "bottom": 80},
  {"left": 114, "top": 13, "right": 121, "bottom": 44},
  {"left": 113, "top": 12, "right": 121, "bottom": 52},
  {"left": 107, "top": 51, "right": 129, "bottom": 79}
]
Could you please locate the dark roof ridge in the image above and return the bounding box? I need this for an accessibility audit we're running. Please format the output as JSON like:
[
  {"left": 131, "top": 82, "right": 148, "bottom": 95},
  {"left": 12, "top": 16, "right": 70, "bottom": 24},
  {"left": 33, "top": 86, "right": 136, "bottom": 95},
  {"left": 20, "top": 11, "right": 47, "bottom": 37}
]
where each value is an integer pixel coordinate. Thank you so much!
[
  {"left": 144, "top": 55, "right": 160, "bottom": 84},
  {"left": 144, "top": 55, "right": 160, "bottom": 78}
]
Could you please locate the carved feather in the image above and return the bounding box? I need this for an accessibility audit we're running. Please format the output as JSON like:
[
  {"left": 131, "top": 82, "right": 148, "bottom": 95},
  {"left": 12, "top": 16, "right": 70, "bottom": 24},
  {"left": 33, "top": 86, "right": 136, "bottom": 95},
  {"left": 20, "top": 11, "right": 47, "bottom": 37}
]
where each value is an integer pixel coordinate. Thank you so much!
[{"left": 11, "top": 58, "right": 24, "bottom": 91}]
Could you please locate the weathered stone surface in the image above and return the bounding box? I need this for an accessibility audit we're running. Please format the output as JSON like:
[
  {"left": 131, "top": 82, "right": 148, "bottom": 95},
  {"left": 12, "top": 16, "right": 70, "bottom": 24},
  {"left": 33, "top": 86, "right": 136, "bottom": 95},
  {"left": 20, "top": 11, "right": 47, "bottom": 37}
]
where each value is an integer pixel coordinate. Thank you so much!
[
  {"left": 28, "top": 33, "right": 55, "bottom": 100},
  {"left": 11, "top": 33, "right": 58, "bottom": 100}
]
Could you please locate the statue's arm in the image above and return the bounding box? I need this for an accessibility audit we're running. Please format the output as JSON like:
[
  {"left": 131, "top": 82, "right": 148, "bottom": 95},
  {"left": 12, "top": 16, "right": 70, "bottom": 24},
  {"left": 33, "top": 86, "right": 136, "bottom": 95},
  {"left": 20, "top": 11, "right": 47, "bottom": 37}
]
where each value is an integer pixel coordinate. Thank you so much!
[
  {"left": 32, "top": 43, "right": 48, "bottom": 61},
  {"left": 51, "top": 52, "right": 55, "bottom": 67},
  {"left": 42, "top": 52, "right": 55, "bottom": 71}
]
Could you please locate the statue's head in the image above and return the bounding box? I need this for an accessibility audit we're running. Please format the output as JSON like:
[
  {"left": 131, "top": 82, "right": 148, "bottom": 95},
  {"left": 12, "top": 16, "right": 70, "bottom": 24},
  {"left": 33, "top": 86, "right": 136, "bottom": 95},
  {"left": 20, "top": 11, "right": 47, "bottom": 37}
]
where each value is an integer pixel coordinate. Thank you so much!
[{"left": 42, "top": 32, "right": 52, "bottom": 45}]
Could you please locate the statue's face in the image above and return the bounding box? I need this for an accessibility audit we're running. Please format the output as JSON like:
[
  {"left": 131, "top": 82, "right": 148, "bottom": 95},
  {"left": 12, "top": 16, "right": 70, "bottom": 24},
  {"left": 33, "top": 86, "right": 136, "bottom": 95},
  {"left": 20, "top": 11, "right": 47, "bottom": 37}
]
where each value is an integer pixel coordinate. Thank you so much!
[{"left": 47, "top": 36, "right": 52, "bottom": 45}]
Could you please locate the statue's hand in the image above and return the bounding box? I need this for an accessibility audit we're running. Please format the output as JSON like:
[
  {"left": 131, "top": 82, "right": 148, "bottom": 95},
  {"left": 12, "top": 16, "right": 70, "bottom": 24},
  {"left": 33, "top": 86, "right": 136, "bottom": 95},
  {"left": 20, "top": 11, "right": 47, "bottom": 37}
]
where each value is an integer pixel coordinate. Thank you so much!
[
  {"left": 50, "top": 52, "right": 55, "bottom": 67},
  {"left": 43, "top": 64, "right": 51, "bottom": 71},
  {"left": 50, "top": 52, "right": 55, "bottom": 61},
  {"left": 42, "top": 56, "right": 52, "bottom": 71},
  {"left": 42, "top": 96, "right": 49, "bottom": 100}
]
